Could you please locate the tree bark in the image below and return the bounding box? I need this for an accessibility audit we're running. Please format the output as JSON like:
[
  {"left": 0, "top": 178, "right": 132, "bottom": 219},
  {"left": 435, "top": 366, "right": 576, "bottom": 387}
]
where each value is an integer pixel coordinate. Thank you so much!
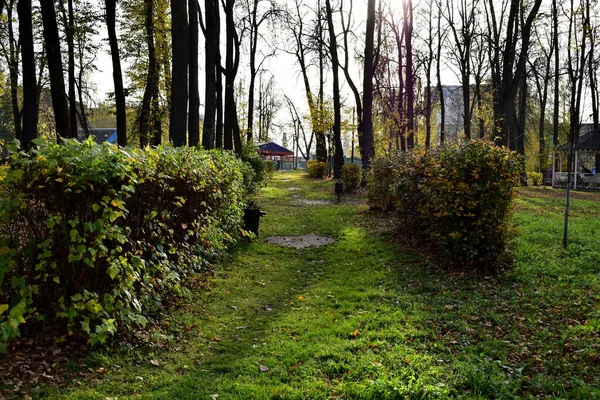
[
  {"left": 223, "top": 0, "right": 242, "bottom": 154},
  {"left": 105, "top": 0, "right": 127, "bottom": 146},
  {"left": 140, "top": 0, "right": 157, "bottom": 147},
  {"left": 361, "top": 0, "right": 376, "bottom": 172},
  {"left": 325, "top": 0, "right": 343, "bottom": 178},
  {"left": 65, "top": 0, "right": 78, "bottom": 138},
  {"left": 170, "top": 0, "right": 189, "bottom": 146},
  {"left": 203, "top": 0, "right": 218, "bottom": 149},
  {"left": 40, "top": 0, "right": 72, "bottom": 141},
  {"left": 17, "top": 0, "right": 37, "bottom": 149},
  {"left": 189, "top": 0, "right": 200, "bottom": 146}
]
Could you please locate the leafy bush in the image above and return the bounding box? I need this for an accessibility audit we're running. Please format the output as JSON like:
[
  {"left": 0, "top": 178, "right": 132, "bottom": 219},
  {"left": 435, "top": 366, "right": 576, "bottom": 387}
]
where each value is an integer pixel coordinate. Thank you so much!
[
  {"left": 306, "top": 160, "right": 327, "bottom": 178},
  {"left": 366, "top": 155, "right": 400, "bottom": 211},
  {"left": 371, "top": 140, "right": 522, "bottom": 269},
  {"left": 341, "top": 163, "right": 361, "bottom": 193},
  {"left": 527, "top": 171, "right": 543, "bottom": 186},
  {"left": 0, "top": 138, "right": 247, "bottom": 351},
  {"left": 240, "top": 141, "right": 271, "bottom": 194}
]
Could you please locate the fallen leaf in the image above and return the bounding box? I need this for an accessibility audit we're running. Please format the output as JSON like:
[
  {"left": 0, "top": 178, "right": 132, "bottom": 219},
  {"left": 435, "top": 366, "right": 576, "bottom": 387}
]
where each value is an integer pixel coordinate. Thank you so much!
[
  {"left": 258, "top": 364, "right": 269, "bottom": 372},
  {"left": 298, "top": 296, "right": 306, "bottom": 301},
  {"left": 253, "top": 281, "right": 267, "bottom": 287},
  {"left": 211, "top": 337, "right": 222, "bottom": 342},
  {"left": 150, "top": 359, "right": 160, "bottom": 367}
]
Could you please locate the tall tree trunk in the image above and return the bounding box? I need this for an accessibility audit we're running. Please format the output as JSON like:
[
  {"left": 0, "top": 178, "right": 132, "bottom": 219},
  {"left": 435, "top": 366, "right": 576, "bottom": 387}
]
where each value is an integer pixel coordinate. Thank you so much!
[
  {"left": 105, "top": 0, "right": 127, "bottom": 146},
  {"left": 203, "top": 0, "right": 218, "bottom": 149},
  {"left": 223, "top": 0, "right": 241, "bottom": 154},
  {"left": 552, "top": 0, "right": 560, "bottom": 146},
  {"left": 65, "top": 0, "right": 78, "bottom": 138},
  {"left": 140, "top": 0, "right": 157, "bottom": 147},
  {"left": 40, "top": 0, "right": 71, "bottom": 141},
  {"left": 189, "top": 0, "right": 200, "bottom": 146},
  {"left": 403, "top": 0, "right": 414, "bottom": 148},
  {"left": 6, "top": 0, "right": 22, "bottom": 141},
  {"left": 362, "top": 0, "right": 375, "bottom": 173},
  {"left": 246, "top": 0, "right": 258, "bottom": 141},
  {"left": 170, "top": 0, "right": 189, "bottom": 146},
  {"left": 325, "top": 0, "right": 343, "bottom": 178},
  {"left": 315, "top": 0, "right": 326, "bottom": 162},
  {"left": 17, "top": 0, "right": 37, "bottom": 149},
  {"left": 436, "top": 0, "right": 445, "bottom": 144},
  {"left": 339, "top": 0, "right": 362, "bottom": 155}
]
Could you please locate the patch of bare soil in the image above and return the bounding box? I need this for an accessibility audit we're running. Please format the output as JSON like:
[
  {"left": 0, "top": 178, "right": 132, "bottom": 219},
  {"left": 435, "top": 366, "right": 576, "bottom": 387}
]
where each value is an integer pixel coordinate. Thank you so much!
[
  {"left": 265, "top": 234, "right": 335, "bottom": 249},
  {"left": 294, "top": 199, "right": 332, "bottom": 205}
]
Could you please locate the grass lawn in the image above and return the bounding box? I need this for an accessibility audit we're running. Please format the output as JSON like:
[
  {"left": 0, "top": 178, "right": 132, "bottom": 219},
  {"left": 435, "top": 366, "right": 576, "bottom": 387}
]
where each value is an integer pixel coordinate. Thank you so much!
[{"left": 11, "top": 173, "right": 600, "bottom": 399}]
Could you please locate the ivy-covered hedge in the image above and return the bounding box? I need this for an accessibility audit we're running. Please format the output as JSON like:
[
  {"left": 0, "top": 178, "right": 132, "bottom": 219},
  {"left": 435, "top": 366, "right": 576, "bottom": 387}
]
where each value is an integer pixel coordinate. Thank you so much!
[
  {"left": 0, "top": 138, "right": 248, "bottom": 351},
  {"left": 368, "top": 140, "right": 522, "bottom": 269}
]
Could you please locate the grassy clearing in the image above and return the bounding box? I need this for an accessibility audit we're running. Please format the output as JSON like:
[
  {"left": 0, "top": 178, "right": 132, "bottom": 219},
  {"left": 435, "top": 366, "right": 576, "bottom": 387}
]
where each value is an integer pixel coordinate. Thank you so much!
[{"left": 17, "top": 174, "right": 600, "bottom": 398}]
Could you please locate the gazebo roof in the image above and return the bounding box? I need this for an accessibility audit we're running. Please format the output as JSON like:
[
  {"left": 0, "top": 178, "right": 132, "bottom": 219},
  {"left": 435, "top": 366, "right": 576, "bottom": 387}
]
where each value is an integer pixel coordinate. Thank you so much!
[
  {"left": 257, "top": 142, "right": 294, "bottom": 156},
  {"left": 558, "top": 129, "right": 600, "bottom": 152}
]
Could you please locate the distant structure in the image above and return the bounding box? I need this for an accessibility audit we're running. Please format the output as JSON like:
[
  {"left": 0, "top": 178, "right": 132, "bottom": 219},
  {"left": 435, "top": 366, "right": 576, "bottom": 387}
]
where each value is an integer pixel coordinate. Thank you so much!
[{"left": 79, "top": 128, "right": 118, "bottom": 144}]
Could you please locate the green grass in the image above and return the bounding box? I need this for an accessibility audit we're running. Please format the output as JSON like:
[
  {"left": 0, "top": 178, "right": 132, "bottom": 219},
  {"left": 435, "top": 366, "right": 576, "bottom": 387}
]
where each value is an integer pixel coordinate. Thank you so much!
[{"left": 25, "top": 174, "right": 600, "bottom": 398}]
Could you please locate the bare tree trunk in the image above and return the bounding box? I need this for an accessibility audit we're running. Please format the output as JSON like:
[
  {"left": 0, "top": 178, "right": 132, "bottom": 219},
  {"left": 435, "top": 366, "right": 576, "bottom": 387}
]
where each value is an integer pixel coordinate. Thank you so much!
[
  {"left": 170, "top": 0, "right": 189, "bottom": 146},
  {"left": 339, "top": 0, "right": 362, "bottom": 154},
  {"left": 105, "top": 0, "right": 127, "bottom": 146},
  {"left": 325, "top": 0, "right": 343, "bottom": 178},
  {"left": 189, "top": 0, "right": 200, "bottom": 146},
  {"left": 40, "top": 0, "right": 72, "bottom": 140},
  {"left": 64, "top": 0, "right": 78, "bottom": 138},
  {"left": 5, "top": 0, "right": 22, "bottom": 141},
  {"left": 223, "top": 0, "right": 242, "bottom": 154},
  {"left": 362, "top": 0, "right": 376, "bottom": 172},
  {"left": 140, "top": 0, "right": 157, "bottom": 147},
  {"left": 552, "top": 0, "right": 560, "bottom": 146},
  {"left": 436, "top": 0, "right": 445, "bottom": 144},
  {"left": 203, "top": 0, "right": 218, "bottom": 149},
  {"left": 17, "top": 0, "right": 37, "bottom": 149},
  {"left": 404, "top": 0, "right": 414, "bottom": 148}
]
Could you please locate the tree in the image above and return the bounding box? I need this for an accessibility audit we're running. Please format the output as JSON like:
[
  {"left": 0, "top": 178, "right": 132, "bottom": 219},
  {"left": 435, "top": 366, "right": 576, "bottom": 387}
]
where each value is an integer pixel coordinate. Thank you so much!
[
  {"left": 202, "top": 0, "right": 219, "bottom": 149},
  {"left": 324, "top": 0, "right": 343, "bottom": 178},
  {"left": 222, "top": 0, "right": 242, "bottom": 154},
  {"left": 17, "top": 0, "right": 37, "bottom": 149},
  {"left": 139, "top": 0, "right": 160, "bottom": 147},
  {"left": 338, "top": 0, "right": 362, "bottom": 155},
  {"left": 40, "top": 0, "right": 72, "bottom": 139},
  {"left": 284, "top": 0, "right": 326, "bottom": 162},
  {"left": 446, "top": 0, "right": 478, "bottom": 141},
  {"left": 485, "top": 0, "right": 543, "bottom": 153},
  {"left": 105, "top": 0, "right": 127, "bottom": 146},
  {"left": 188, "top": 0, "right": 200, "bottom": 146},
  {"left": 169, "top": 0, "right": 188, "bottom": 146},
  {"left": 243, "top": 0, "right": 278, "bottom": 141},
  {"left": 0, "top": 0, "right": 22, "bottom": 141},
  {"left": 362, "top": 0, "right": 376, "bottom": 172}
]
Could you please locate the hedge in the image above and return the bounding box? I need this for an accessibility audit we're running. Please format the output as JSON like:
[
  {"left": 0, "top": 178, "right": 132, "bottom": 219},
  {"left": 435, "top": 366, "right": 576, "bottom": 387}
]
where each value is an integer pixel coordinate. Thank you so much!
[
  {"left": 0, "top": 138, "right": 249, "bottom": 351},
  {"left": 307, "top": 160, "right": 327, "bottom": 178},
  {"left": 368, "top": 140, "right": 522, "bottom": 269},
  {"left": 341, "top": 163, "right": 361, "bottom": 193}
]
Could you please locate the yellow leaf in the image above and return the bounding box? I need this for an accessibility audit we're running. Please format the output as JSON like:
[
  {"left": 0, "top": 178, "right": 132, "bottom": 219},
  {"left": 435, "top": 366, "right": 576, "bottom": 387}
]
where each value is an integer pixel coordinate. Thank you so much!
[
  {"left": 297, "top": 296, "right": 306, "bottom": 301},
  {"left": 53, "top": 276, "right": 60, "bottom": 284}
]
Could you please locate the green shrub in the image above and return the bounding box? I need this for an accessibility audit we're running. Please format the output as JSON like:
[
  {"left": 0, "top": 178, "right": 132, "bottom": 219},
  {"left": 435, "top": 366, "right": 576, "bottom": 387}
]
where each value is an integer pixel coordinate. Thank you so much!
[
  {"left": 367, "top": 156, "right": 400, "bottom": 211},
  {"left": 527, "top": 171, "right": 543, "bottom": 186},
  {"left": 341, "top": 163, "right": 361, "bottom": 193},
  {"left": 0, "top": 138, "right": 247, "bottom": 351},
  {"left": 240, "top": 141, "right": 271, "bottom": 194},
  {"left": 306, "top": 160, "right": 327, "bottom": 178},
  {"left": 371, "top": 140, "right": 522, "bottom": 269}
]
